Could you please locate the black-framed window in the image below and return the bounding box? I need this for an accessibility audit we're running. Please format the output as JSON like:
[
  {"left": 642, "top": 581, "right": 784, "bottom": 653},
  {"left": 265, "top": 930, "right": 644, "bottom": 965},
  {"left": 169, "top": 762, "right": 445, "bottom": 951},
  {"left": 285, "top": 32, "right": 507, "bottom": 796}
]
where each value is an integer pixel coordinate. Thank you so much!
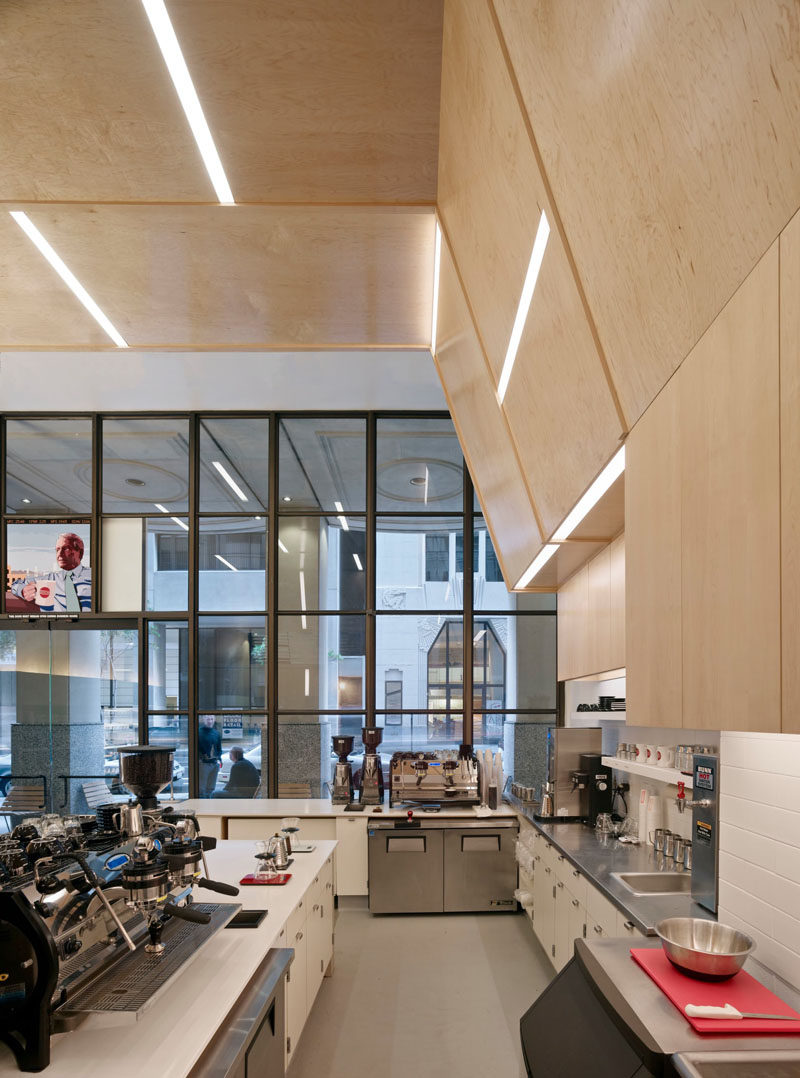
[{"left": 0, "top": 412, "right": 557, "bottom": 804}]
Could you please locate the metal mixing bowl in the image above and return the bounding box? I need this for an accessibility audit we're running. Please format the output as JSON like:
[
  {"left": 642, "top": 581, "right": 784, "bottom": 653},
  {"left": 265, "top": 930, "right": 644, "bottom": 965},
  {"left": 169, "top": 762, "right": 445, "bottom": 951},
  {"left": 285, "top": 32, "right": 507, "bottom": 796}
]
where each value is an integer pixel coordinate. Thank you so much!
[{"left": 655, "top": 917, "right": 755, "bottom": 980}]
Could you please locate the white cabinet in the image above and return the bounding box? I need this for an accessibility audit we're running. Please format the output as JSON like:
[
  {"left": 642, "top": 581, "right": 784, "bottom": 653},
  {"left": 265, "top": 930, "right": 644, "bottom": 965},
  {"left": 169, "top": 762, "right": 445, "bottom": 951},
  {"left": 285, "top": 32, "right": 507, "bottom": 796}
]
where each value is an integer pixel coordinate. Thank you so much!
[
  {"left": 335, "top": 815, "right": 368, "bottom": 895},
  {"left": 284, "top": 853, "right": 336, "bottom": 1069},
  {"left": 532, "top": 841, "right": 556, "bottom": 959}
]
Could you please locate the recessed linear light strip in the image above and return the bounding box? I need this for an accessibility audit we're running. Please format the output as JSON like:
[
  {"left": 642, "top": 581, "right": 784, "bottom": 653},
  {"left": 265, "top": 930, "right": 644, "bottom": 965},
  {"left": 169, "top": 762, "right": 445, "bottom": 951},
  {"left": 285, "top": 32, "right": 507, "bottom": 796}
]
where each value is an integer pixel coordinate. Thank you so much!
[
  {"left": 141, "top": 0, "right": 234, "bottom": 205},
  {"left": 214, "top": 554, "right": 238, "bottom": 572},
  {"left": 430, "top": 222, "right": 442, "bottom": 354},
  {"left": 353, "top": 553, "right": 363, "bottom": 571},
  {"left": 497, "top": 209, "right": 550, "bottom": 405},
  {"left": 299, "top": 570, "right": 307, "bottom": 630},
  {"left": 514, "top": 447, "right": 627, "bottom": 589},
  {"left": 154, "top": 502, "right": 188, "bottom": 531},
  {"left": 9, "top": 212, "right": 128, "bottom": 348},
  {"left": 212, "top": 461, "right": 248, "bottom": 501},
  {"left": 334, "top": 501, "right": 349, "bottom": 532},
  {"left": 551, "top": 447, "right": 626, "bottom": 542},
  {"left": 514, "top": 544, "right": 558, "bottom": 590}
]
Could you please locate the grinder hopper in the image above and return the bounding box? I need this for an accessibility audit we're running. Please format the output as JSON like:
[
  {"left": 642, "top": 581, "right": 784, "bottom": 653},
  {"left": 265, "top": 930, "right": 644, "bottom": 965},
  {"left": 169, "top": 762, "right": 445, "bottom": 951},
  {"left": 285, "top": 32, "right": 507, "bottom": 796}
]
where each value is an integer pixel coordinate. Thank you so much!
[{"left": 117, "top": 745, "right": 176, "bottom": 811}]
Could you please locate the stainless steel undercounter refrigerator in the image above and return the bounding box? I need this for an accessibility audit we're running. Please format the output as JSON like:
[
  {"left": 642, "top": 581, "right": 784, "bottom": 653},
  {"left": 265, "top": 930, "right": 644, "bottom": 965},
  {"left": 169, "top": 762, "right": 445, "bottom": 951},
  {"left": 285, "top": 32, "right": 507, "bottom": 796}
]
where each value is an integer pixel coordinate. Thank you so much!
[
  {"left": 367, "top": 816, "right": 518, "bottom": 913},
  {"left": 519, "top": 938, "right": 800, "bottom": 1078}
]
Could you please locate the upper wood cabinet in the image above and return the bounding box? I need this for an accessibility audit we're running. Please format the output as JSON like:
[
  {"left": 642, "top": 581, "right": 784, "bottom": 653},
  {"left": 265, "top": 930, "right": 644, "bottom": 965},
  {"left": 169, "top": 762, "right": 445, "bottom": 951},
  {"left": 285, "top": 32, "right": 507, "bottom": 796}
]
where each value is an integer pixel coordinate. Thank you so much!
[
  {"left": 558, "top": 535, "right": 624, "bottom": 681},
  {"left": 626, "top": 241, "right": 781, "bottom": 732},
  {"left": 437, "top": 0, "right": 623, "bottom": 538},
  {"left": 434, "top": 235, "right": 543, "bottom": 588},
  {"left": 781, "top": 208, "right": 800, "bottom": 734},
  {"left": 625, "top": 376, "right": 682, "bottom": 728}
]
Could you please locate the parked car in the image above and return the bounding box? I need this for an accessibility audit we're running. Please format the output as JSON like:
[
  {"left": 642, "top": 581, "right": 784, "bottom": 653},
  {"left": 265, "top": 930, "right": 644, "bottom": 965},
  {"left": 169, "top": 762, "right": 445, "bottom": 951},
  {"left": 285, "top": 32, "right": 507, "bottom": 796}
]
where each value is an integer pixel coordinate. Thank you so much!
[{"left": 0, "top": 753, "right": 11, "bottom": 796}]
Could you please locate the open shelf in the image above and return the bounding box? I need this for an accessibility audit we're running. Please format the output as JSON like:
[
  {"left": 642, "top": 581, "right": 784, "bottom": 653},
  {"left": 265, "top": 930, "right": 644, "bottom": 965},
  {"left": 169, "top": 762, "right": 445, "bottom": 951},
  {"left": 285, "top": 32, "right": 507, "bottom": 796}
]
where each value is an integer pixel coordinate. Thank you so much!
[{"left": 602, "top": 756, "right": 694, "bottom": 789}]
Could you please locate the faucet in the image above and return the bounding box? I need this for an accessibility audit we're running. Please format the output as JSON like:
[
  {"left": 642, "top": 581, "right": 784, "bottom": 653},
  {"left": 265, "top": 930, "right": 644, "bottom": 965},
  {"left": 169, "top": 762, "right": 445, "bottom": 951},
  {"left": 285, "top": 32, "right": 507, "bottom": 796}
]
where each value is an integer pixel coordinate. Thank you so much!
[{"left": 676, "top": 780, "right": 711, "bottom": 814}]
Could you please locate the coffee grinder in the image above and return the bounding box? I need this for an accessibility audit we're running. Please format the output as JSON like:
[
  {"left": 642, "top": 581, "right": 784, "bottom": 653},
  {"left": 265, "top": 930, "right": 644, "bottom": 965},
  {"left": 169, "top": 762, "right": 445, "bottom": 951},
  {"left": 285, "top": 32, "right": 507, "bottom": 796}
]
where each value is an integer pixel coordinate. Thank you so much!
[
  {"left": 117, "top": 744, "right": 176, "bottom": 811},
  {"left": 358, "top": 727, "right": 384, "bottom": 804},
  {"left": 331, "top": 735, "right": 355, "bottom": 804}
]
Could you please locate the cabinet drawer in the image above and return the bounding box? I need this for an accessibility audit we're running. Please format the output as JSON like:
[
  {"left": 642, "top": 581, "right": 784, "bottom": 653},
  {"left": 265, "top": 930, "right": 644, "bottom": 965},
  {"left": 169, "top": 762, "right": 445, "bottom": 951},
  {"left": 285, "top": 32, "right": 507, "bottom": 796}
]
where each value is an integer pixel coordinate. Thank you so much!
[{"left": 585, "top": 885, "right": 618, "bottom": 938}]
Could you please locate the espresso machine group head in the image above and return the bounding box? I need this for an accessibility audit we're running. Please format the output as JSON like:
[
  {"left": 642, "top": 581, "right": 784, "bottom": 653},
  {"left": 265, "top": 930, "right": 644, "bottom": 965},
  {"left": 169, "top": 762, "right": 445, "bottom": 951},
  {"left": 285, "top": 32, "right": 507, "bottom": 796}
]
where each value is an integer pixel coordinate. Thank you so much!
[
  {"left": 358, "top": 727, "right": 384, "bottom": 804},
  {"left": 331, "top": 735, "right": 355, "bottom": 803}
]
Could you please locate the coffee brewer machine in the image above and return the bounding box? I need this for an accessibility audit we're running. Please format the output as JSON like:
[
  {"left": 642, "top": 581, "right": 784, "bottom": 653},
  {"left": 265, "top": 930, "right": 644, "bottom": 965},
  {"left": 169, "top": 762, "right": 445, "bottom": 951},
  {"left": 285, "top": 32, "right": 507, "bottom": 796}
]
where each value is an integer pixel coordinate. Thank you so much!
[
  {"left": 537, "top": 727, "right": 603, "bottom": 820},
  {"left": 331, "top": 735, "right": 355, "bottom": 804},
  {"left": 358, "top": 727, "right": 384, "bottom": 804}
]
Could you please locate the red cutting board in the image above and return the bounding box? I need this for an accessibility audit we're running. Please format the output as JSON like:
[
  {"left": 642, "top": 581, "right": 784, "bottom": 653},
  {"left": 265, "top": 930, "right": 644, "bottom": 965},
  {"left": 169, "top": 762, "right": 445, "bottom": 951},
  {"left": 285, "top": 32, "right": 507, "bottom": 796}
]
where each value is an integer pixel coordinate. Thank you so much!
[{"left": 631, "top": 948, "right": 800, "bottom": 1034}]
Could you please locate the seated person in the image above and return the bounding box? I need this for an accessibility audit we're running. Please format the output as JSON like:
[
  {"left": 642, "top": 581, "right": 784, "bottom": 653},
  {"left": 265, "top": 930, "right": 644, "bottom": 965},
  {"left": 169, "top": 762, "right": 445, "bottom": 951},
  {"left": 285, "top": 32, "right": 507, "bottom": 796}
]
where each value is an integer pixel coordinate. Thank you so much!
[{"left": 213, "top": 747, "right": 260, "bottom": 798}]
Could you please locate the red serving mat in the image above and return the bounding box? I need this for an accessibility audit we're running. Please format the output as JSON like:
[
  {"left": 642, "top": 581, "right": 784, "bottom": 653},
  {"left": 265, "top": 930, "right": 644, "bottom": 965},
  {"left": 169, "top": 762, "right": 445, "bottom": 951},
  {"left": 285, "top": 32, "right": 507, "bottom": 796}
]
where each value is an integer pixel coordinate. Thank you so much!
[
  {"left": 239, "top": 873, "right": 292, "bottom": 886},
  {"left": 631, "top": 948, "right": 800, "bottom": 1034}
]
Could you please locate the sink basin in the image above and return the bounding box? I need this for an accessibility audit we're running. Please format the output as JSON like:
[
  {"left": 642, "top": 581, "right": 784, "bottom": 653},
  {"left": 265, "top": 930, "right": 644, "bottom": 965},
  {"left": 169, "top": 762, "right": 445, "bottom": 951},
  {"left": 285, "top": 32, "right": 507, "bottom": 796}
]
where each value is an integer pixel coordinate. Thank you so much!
[{"left": 611, "top": 871, "right": 693, "bottom": 896}]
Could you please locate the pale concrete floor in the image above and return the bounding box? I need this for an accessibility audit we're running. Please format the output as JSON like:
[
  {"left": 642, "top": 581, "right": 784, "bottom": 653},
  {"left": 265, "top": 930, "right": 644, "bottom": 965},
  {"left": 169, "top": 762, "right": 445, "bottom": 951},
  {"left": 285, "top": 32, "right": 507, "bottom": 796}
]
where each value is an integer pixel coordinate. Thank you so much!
[{"left": 287, "top": 905, "right": 553, "bottom": 1078}]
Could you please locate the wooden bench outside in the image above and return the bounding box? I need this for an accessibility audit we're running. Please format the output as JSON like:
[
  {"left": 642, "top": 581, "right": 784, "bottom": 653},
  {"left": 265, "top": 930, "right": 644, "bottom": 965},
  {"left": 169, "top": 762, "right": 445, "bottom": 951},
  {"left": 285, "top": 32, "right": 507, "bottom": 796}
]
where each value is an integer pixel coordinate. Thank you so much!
[
  {"left": 277, "top": 782, "right": 312, "bottom": 798},
  {"left": 0, "top": 783, "right": 46, "bottom": 827}
]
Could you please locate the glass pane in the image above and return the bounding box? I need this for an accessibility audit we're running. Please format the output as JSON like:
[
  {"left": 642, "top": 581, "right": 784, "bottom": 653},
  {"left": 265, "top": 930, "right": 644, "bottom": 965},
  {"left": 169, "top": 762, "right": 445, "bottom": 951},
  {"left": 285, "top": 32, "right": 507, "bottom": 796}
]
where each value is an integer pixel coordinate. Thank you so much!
[
  {"left": 377, "top": 516, "right": 462, "bottom": 610},
  {"left": 279, "top": 417, "right": 366, "bottom": 511},
  {"left": 6, "top": 419, "right": 92, "bottom": 514},
  {"left": 148, "top": 714, "right": 189, "bottom": 801},
  {"left": 199, "top": 417, "right": 269, "bottom": 511},
  {"left": 198, "top": 616, "right": 267, "bottom": 711},
  {"left": 146, "top": 516, "right": 188, "bottom": 611},
  {"left": 278, "top": 516, "right": 365, "bottom": 611},
  {"left": 473, "top": 614, "right": 556, "bottom": 710},
  {"left": 148, "top": 621, "right": 188, "bottom": 710},
  {"left": 5, "top": 522, "right": 92, "bottom": 613},
  {"left": 376, "top": 615, "right": 463, "bottom": 711},
  {"left": 375, "top": 711, "right": 464, "bottom": 755},
  {"left": 473, "top": 519, "right": 558, "bottom": 610},
  {"left": 376, "top": 417, "right": 462, "bottom": 511},
  {"left": 202, "top": 714, "right": 265, "bottom": 799},
  {"left": 277, "top": 615, "right": 365, "bottom": 710},
  {"left": 279, "top": 714, "right": 363, "bottom": 798},
  {"left": 0, "top": 628, "right": 139, "bottom": 818},
  {"left": 102, "top": 417, "right": 189, "bottom": 513},
  {"left": 199, "top": 517, "right": 266, "bottom": 611}
]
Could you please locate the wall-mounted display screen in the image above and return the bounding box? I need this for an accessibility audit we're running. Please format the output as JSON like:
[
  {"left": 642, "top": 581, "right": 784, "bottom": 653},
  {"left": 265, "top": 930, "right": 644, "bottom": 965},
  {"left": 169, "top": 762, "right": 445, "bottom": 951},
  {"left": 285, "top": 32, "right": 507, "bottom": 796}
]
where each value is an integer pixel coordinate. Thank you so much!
[{"left": 5, "top": 521, "right": 92, "bottom": 614}]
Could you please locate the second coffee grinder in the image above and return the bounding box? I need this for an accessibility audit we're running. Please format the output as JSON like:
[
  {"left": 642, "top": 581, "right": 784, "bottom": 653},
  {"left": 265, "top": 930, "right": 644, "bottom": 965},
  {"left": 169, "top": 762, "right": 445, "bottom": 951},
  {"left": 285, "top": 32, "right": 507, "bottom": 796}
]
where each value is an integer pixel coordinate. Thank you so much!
[
  {"left": 358, "top": 727, "right": 384, "bottom": 804},
  {"left": 331, "top": 735, "right": 355, "bottom": 804}
]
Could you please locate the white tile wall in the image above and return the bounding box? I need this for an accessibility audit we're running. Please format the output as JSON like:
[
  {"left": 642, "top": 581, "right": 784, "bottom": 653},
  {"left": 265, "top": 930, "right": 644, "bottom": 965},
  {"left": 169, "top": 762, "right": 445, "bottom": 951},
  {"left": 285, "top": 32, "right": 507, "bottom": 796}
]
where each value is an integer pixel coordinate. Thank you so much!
[{"left": 718, "top": 731, "right": 800, "bottom": 997}]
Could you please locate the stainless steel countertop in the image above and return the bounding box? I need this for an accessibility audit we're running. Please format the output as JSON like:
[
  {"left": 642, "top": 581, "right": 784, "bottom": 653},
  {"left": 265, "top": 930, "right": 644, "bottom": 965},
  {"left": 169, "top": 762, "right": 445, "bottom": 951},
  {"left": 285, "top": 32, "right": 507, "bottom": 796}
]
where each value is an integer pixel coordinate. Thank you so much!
[
  {"left": 578, "top": 938, "right": 800, "bottom": 1060},
  {"left": 511, "top": 797, "right": 714, "bottom": 934}
]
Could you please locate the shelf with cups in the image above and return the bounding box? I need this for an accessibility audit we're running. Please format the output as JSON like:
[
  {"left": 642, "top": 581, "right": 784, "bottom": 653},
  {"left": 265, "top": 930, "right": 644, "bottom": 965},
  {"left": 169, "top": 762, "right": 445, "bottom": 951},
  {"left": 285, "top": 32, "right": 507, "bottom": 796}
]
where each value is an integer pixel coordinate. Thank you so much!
[{"left": 601, "top": 756, "right": 694, "bottom": 789}]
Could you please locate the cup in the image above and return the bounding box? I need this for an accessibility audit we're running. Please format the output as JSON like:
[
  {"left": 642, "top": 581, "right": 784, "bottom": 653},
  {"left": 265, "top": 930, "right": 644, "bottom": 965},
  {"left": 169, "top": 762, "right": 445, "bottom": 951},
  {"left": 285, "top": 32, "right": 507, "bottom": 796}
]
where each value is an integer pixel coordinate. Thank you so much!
[
  {"left": 649, "top": 827, "right": 668, "bottom": 852},
  {"left": 595, "top": 813, "right": 613, "bottom": 834},
  {"left": 634, "top": 742, "right": 647, "bottom": 762},
  {"left": 656, "top": 746, "right": 675, "bottom": 768},
  {"left": 672, "top": 836, "right": 685, "bottom": 863},
  {"left": 645, "top": 744, "right": 657, "bottom": 765},
  {"left": 663, "top": 831, "right": 675, "bottom": 857},
  {"left": 34, "top": 580, "right": 55, "bottom": 606}
]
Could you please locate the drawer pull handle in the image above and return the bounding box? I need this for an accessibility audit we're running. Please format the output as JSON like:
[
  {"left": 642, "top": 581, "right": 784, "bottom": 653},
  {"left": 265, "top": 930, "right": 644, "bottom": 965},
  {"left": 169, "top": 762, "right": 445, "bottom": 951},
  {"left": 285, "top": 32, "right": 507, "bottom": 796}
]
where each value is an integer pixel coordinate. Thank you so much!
[
  {"left": 296, "top": 931, "right": 303, "bottom": 941},
  {"left": 534, "top": 855, "right": 540, "bottom": 863},
  {"left": 544, "top": 867, "right": 551, "bottom": 875},
  {"left": 571, "top": 899, "right": 579, "bottom": 908},
  {"left": 623, "top": 921, "right": 635, "bottom": 932},
  {"left": 557, "top": 882, "right": 564, "bottom": 890},
  {"left": 326, "top": 882, "right": 332, "bottom": 890},
  {"left": 312, "top": 904, "right": 320, "bottom": 912},
  {"left": 557, "top": 855, "right": 565, "bottom": 862},
  {"left": 572, "top": 870, "right": 580, "bottom": 878},
  {"left": 593, "top": 925, "right": 603, "bottom": 934}
]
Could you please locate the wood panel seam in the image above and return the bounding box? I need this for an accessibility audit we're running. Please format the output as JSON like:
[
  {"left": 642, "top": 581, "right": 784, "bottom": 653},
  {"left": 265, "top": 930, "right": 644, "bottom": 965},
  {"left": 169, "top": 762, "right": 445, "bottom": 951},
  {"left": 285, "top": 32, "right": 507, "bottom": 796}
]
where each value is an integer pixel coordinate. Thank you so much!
[
  {"left": 487, "top": 0, "right": 629, "bottom": 436},
  {"left": 435, "top": 210, "right": 547, "bottom": 543}
]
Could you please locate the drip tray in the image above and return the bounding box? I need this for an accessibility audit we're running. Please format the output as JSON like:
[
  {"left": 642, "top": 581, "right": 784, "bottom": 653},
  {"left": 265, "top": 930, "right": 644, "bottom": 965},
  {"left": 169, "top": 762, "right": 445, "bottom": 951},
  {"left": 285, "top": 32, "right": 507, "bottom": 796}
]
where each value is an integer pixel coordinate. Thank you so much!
[{"left": 61, "top": 902, "right": 239, "bottom": 1026}]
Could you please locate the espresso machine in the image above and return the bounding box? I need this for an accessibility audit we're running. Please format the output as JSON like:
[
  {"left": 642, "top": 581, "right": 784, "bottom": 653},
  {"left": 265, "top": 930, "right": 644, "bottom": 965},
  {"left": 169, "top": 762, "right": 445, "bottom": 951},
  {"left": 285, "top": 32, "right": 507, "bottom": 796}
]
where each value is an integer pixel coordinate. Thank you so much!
[
  {"left": 388, "top": 747, "right": 479, "bottom": 807},
  {"left": 358, "top": 727, "right": 384, "bottom": 804},
  {"left": 0, "top": 746, "right": 239, "bottom": 1072},
  {"left": 331, "top": 735, "right": 355, "bottom": 804},
  {"left": 579, "top": 752, "right": 613, "bottom": 827}
]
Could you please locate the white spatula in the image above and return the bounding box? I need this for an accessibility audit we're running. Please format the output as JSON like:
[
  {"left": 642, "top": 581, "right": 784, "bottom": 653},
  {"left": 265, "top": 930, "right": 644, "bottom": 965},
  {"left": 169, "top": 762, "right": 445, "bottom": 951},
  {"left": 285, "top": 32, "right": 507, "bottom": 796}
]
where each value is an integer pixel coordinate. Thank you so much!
[{"left": 685, "top": 1003, "right": 797, "bottom": 1021}]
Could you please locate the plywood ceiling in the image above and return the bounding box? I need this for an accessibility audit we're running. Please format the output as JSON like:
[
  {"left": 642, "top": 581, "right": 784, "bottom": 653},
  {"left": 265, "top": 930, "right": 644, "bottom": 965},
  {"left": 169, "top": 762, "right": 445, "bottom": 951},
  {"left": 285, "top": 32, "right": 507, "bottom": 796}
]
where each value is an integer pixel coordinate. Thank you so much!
[{"left": 0, "top": 0, "right": 443, "bottom": 350}]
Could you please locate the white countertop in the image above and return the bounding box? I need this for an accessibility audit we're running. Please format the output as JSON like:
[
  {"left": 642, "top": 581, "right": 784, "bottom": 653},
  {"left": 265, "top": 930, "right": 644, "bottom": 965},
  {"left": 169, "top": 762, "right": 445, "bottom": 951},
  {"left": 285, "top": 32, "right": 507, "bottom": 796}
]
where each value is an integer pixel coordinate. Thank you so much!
[
  {"left": 178, "top": 797, "right": 517, "bottom": 819},
  {"left": 0, "top": 840, "right": 337, "bottom": 1078}
]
